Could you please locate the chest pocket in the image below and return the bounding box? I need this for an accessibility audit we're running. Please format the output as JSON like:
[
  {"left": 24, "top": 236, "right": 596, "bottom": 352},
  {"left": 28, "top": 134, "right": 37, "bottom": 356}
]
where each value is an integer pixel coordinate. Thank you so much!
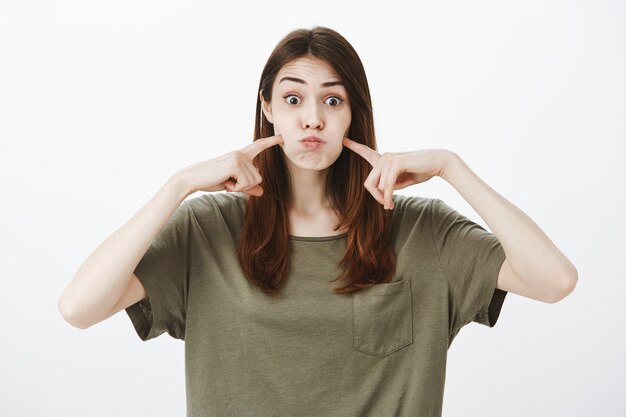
[{"left": 352, "top": 279, "right": 413, "bottom": 357}]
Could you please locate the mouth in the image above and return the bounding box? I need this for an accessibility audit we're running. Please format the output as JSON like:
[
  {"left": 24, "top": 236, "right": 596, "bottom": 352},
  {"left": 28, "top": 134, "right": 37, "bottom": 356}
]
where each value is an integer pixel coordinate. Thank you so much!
[
  {"left": 299, "top": 135, "right": 325, "bottom": 150},
  {"left": 299, "top": 135, "right": 325, "bottom": 143}
]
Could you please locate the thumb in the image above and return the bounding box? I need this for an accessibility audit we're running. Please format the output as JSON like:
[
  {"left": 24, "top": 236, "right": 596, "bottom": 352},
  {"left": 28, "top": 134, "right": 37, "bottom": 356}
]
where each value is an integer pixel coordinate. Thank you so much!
[
  {"left": 243, "top": 184, "right": 264, "bottom": 196},
  {"left": 223, "top": 181, "right": 264, "bottom": 196}
]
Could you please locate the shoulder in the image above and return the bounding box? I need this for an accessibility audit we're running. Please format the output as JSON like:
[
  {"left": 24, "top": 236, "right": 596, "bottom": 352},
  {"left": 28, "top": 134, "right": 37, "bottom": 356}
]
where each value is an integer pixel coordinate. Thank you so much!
[
  {"left": 393, "top": 194, "right": 470, "bottom": 222},
  {"left": 182, "top": 192, "right": 248, "bottom": 237},
  {"left": 390, "top": 194, "right": 441, "bottom": 254},
  {"left": 184, "top": 191, "right": 248, "bottom": 216},
  {"left": 392, "top": 193, "right": 436, "bottom": 222},
  {"left": 390, "top": 194, "right": 438, "bottom": 244}
]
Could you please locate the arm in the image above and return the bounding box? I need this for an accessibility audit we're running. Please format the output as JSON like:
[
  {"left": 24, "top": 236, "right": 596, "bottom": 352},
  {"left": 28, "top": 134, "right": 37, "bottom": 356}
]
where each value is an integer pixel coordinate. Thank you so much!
[
  {"left": 57, "top": 173, "right": 191, "bottom": 329},
  {"left": 58, "top": 135, "right": 284, "bottom": 330},
  {"left": 440, "top": 151, "right": 578, "bottom": 303},
  {"left": 341, "top": 137, "right": 577, "bottom": 304}
]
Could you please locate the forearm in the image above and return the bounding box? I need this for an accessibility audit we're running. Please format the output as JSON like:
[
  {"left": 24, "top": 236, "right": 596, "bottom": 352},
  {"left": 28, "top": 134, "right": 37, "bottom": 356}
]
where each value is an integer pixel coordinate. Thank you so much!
[
  {"left": 440, "top": 151, "right": 577, "bottom": 289},
  {"left": 58, "top": 173, "right": 191, "bottom": 328}
]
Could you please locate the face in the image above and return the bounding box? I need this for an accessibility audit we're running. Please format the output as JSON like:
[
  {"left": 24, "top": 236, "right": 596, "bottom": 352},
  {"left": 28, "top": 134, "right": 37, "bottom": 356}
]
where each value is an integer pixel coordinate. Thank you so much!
[{"left": 260, "top": 55, "right": 352, "bottom": 172}]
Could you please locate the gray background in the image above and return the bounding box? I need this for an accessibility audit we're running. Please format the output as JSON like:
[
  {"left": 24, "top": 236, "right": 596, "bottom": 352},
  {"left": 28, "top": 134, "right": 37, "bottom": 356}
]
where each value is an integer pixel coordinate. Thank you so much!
[{"left": 1, "top": 0, "right": 624, "bottom": 416}]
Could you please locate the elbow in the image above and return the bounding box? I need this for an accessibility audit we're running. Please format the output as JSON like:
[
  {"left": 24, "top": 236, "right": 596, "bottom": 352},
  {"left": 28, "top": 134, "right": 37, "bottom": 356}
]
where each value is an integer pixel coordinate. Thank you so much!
[
  {"left": 57, "top": 294, "right": 92, "bottom": 330},
  {"left": 547, "top": 266, "right": 578, "bottom": 304}
]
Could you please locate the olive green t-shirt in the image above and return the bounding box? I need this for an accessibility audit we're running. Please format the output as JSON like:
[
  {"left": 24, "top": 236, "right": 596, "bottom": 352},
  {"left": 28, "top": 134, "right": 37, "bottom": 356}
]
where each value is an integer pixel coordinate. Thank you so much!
[{"left": 125, "top": 191, "right": 507, "bottom": 417}]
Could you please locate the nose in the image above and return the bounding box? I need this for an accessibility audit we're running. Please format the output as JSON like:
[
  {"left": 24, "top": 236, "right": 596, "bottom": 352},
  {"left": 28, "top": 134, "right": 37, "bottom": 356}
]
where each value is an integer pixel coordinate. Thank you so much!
[{"left": 301, "top": 102, "right": 323, "bottom": 130}]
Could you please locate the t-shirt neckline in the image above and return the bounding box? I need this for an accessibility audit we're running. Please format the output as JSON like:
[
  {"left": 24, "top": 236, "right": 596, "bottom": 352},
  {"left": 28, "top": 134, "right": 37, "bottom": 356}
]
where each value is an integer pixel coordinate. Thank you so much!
[{"left": 288, "top": 231, "right": 348, "bottom": 242}]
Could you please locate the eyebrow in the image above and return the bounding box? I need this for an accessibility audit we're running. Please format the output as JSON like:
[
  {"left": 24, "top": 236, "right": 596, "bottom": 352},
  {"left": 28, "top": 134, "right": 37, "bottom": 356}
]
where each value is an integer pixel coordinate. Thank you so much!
[{"left": 279, "top": 76, "right": 344, "bottom": 88}]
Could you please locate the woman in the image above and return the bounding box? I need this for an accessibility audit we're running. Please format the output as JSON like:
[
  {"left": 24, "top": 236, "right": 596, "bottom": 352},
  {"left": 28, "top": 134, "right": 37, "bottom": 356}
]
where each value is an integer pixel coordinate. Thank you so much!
[{"left": 58, "top": 26, "right": 577, "bottom": 416}]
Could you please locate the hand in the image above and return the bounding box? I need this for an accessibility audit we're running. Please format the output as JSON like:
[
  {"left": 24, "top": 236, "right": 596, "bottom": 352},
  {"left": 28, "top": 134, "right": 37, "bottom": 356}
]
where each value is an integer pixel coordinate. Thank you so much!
[
  {"left": 177, "top": 135, "right": 284, "bottom": 197},
  {"left": 342, "top": 137, "right": 451, "bottom": 210}
]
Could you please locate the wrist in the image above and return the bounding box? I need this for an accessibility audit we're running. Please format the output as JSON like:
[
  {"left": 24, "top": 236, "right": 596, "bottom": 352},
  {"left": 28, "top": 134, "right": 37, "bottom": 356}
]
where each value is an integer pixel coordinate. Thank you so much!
[
  {"left": 438, "top": 150, "right": 461, "bottom": 181},
  {"left": 168, "top": 171, "right": 194, "bottom": 201}
]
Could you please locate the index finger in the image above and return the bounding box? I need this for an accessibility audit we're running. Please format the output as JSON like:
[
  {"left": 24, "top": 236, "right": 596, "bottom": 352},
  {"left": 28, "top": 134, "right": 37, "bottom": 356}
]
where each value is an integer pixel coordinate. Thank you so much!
[
  {"left": 342, "top": 137, "right": 380, "bottom": 166},
  {"left": 241, "top": 134, "right": 284, "bottom": 160}
]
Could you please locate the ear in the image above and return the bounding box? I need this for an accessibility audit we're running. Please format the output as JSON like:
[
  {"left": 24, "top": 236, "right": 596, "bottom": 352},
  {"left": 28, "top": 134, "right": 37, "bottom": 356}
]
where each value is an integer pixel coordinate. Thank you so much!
[{"left": 259, "top": 90, "right": 274, "bottom": 124}]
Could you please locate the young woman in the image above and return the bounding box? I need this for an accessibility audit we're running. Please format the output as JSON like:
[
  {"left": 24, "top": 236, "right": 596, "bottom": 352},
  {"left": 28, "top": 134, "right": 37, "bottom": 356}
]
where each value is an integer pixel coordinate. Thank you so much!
[{"left": 58, "top": 26, "right": 578, "bottom": 416}]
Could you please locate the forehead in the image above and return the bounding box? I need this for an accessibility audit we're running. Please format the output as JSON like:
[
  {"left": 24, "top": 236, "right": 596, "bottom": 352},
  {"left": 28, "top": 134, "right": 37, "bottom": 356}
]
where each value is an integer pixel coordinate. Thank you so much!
[{"left": 276, "top": 56, "right": 341, "bottom": 84}]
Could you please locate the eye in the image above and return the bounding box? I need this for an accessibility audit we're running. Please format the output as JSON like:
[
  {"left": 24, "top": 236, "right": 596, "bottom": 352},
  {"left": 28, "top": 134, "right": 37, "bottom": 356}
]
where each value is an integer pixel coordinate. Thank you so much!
[
  {"left": 283, "top": 94, "right": 345, "bottom": 107},
  {"left": 284, "top": 94, "right": 301, "bottom": 105},
  {"left": 324, "top": 96, "right": 344, "bottom": 107}
]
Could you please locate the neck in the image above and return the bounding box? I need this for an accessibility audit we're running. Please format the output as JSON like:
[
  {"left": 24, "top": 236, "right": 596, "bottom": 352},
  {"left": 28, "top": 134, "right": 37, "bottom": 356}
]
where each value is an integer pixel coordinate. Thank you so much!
[
  {"left": 287, "top": 162, "right": 330, "bottom": 214},
  {"left": 284, "top": 159, "right": 348, "bottom": 237}
]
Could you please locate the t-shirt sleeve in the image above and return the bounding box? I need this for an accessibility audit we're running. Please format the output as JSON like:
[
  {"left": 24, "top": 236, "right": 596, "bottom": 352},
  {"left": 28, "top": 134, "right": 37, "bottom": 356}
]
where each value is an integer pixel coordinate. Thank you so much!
[
  {"left": 124, "top": 201, "right": 192, "bottom": 342},
  {"left": 429, "top": 198, "right": 508, "bottom": 337}
]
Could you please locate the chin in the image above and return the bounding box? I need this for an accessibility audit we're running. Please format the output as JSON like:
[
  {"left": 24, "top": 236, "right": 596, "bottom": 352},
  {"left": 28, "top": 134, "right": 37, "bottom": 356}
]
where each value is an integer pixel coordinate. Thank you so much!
[{"left": 285, "top": 150, "right": 341, "bottom": 171}]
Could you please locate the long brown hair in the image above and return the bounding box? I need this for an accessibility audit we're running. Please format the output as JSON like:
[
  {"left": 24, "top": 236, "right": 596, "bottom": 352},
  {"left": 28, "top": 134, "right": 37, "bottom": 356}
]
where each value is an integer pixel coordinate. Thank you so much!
[{"left": 237, "top": 26, "right": 396, "bottom": 297}]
